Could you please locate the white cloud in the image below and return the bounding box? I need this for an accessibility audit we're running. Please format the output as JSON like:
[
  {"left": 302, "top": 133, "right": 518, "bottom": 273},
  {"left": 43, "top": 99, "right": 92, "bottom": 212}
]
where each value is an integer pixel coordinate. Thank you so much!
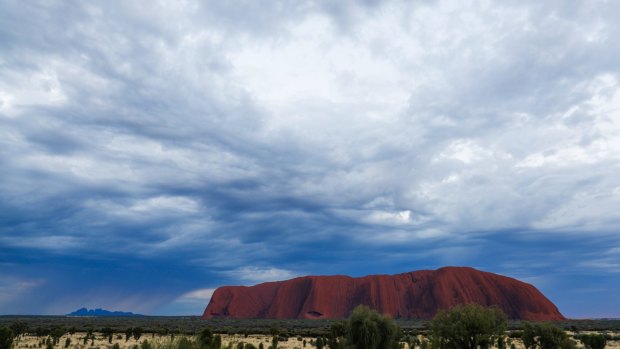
[
  {"left": 2, "top": 0, "right": 620, "bottom": 316},
  {"left": 178, "top": 288, "right": 215, "bottom": 301},
  {"left": 226, "top": 266, "right": 299, "bottom": 284}
]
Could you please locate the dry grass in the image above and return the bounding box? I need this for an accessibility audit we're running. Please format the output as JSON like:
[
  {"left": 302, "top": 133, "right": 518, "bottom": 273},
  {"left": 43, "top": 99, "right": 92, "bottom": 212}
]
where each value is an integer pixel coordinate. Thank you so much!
[{"left": 11, "top": 331, "right": 620, "bottom": 349}]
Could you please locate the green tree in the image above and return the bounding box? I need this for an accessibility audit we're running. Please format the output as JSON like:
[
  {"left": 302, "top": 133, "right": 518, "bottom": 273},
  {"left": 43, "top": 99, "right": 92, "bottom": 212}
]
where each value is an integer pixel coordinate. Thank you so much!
[
  {"left": 198, "top": 329, "right": 221, "bottom": 349},
  {"left": 50, "top": 328, "right": 65, "bottom": 346},
  {"left": 101, "top": 328, "right": 113, "bottom": 344},
  {"left": 64, "top": 338, "right": 71, "bottom": 348},
  {"left": 258, "top": 343, "right": 264, "bottom": 349},
  {"left": 328, "top": 321, "right": 346, "bottom": 349},
  {"left": 10, "top": 322, "right": 28, "bottom": 339},
  {"left": 522, "top": 322, "right": 576, "bottom": 349},
  {"left": 133, "top": 328, "right": 143, "bottom": 341},
  {"left": 315, "top": 337, "right": 323, "bottom": 349},
  {"left": 271, "top": 335, "right": 279, "bottom": 349},
  {"left": 0, "top": 327, "right": 14, "bottom": 349},
  {"left": 125, "top": 329, "right": 133, "bottom": 342},
  {"left": 430, "top": 303, "right": 507, "bottom": 349},
  {"left": 345, "top": 305, "right": 400, "bottom": 349},
  {"left": 213, "top": 335, "right": 222, "bottom": 349},
  {"left": 580, "top": 334, "right": 607, "bottom": 349}
]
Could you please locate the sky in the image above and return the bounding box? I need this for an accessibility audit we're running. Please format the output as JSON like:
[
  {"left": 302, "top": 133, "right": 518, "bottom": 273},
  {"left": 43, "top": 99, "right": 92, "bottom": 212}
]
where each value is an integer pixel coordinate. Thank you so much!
[{"left": 1, "top": 0, "right": 619, "bottom": 318}]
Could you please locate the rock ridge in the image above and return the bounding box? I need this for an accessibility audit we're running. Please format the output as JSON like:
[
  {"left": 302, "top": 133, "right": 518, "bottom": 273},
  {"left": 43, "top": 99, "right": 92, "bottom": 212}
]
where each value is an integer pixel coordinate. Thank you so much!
[{"left": 202, "top": 266, "right": 564, "bottom": 320}]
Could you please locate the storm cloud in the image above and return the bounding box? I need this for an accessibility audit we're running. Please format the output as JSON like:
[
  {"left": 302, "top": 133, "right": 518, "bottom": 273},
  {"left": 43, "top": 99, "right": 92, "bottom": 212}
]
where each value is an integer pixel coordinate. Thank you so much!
[{"left": 1, "top": 0, "right": 619, "bottom": 317}]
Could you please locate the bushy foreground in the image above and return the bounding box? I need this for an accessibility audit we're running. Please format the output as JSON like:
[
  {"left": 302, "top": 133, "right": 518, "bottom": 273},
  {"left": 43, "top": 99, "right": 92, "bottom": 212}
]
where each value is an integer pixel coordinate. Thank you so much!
[{"left": 1, "top": 304, "right": 615, "bottom": 349}]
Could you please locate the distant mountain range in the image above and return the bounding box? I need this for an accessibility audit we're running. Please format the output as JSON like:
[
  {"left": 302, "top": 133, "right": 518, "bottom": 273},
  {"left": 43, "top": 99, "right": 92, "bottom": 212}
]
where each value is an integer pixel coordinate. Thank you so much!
[{"left": 67, "top": 308, "right": 144, "bottom": 317}]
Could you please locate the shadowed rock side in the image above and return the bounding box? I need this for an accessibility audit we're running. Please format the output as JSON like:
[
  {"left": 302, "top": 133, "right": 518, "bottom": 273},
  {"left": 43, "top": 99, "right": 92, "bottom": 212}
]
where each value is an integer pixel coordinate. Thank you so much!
[{"left": 202, "top": 267, "right": 565, "bottom": 321}]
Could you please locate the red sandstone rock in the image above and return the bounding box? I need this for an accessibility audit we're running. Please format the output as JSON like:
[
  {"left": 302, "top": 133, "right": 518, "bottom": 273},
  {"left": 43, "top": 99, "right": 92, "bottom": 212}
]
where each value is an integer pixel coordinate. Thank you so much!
[{"left": 202, "top": 266, "right": 565, "bottom": 320}]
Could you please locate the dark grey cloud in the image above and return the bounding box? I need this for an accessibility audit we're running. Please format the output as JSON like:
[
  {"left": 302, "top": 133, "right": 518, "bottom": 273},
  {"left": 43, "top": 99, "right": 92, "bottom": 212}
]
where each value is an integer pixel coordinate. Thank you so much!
[{"left": 1, "top": 0, "right": 620, "bottom": 316}]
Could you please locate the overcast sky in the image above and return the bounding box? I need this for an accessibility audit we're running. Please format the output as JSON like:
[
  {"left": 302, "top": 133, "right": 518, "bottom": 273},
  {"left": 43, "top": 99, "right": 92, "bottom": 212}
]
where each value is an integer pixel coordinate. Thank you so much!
[{"left": 1, "top": 0, "right": 620, "bottom": 317}]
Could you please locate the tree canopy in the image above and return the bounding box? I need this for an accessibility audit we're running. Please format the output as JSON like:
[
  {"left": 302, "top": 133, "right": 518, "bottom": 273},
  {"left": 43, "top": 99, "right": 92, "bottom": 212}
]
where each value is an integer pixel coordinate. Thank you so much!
[{"left": 430, "top": 303, "right": 508, "bottom": 349}]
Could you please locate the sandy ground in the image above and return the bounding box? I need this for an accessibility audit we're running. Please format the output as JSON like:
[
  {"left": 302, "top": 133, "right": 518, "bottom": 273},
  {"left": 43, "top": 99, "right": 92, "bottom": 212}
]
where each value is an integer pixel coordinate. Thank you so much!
[{"left": 12, "top": 332, "right": 620, "bottom": 349}]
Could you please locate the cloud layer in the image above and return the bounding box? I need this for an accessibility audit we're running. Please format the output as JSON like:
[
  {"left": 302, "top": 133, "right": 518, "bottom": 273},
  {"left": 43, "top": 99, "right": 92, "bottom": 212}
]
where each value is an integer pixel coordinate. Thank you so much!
[{"left": 1, "top": 0, "right": 620, "bottom": 317}]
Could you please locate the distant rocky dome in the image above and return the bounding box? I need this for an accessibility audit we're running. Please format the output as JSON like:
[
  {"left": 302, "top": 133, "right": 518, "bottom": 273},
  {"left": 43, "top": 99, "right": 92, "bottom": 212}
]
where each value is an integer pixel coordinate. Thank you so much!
[
  {"left": 67, "top": 308, "right": 143, "bottom": 317},
  {"left": 203, "top": 267, "right": 565, "bottom": 321}
]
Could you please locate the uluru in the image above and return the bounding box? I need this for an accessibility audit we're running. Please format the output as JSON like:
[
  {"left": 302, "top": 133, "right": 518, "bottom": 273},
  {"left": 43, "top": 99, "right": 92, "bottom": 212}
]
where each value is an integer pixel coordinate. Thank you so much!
[{"left": 203, "top": 267, "right": 565, "bottom": 321}]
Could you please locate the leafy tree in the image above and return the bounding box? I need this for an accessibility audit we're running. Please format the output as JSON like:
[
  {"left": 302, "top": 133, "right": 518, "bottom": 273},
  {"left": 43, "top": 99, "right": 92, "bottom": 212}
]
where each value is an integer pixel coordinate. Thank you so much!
[
  {"left": 328, "top": 322, "right": 346, "bottom": 349},
  {"left": 345, "top": 305, "right": 400, "bottom": 349},
  {"left": 125, "top": 329, "right": 133, "bottom": 342},
  {"left": 101, "top": 328, "right": 113, "bottom": 344},
  {"left": 133, "top": 328, "right": 143, "bottom": 341},
  {"left": 34, "top": 328, "right": 49, "bottom": 338},
  {"left": 10, "top": 322, "right": 28, "bottom": 339},
  {"left": 580, "top": 334, "right": 607, "bottom": 349},
  {"left": 197, "top": 328, "right": 221, "bottom": 349},
  {"left": 497, "top": 335, "right": 506, "bottom": 349},
  {"left": 430, "top": 303, "right": 507, "bottom": 349},
  {"left": 522, "top": 322, "right": 576, "bottom": 349},
  {"left": 50, "top": 328, "right": 66, "bottom": 346},
  {"left": 64, "top": 338, "right": 71, "bottom": 348},
  {"left": 315, "top": 337, "right": 323, "bottom": 349},
  {"left": 213, "top": 335, "right": 222, "bottom": 349},
  {"left": 271, "top": 335, "right": 279, "bottom": 349},
  {"left": 0, "top": 327, "right": 14, "bottom": 349}
]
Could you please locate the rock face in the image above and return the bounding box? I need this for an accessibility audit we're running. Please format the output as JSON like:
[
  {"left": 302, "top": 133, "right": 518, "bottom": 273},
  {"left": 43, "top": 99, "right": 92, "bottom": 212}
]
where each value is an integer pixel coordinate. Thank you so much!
[{"left": 202, "top": 267, "right": 565, "bottom": 320}]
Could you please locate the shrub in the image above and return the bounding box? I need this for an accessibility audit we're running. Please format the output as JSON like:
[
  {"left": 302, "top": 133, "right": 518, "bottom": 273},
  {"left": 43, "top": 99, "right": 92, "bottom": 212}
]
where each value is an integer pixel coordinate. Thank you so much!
[
  {"left": 141, "top": 340, "right": 152, "bottom": 349},
  {"left": 10, "top": 322, "right": 28, "bottom": 339},
  {"left": 0, "top": 327, "right": 14, "bottom": 349},
  {"left": 402, "top": 335, "right": 420, "bottom": 349},
  {"left": 523, "top": 322, "right": 576, "bottom": 349},
  {"left": 345, "top": 305, "right": 400, "bottom": 349},
  {"left": 430, "top": 303, "right": 507, "bottom": 349},
  {"left": 176, "top": 337, "right": 194, "bottom": 349},
  {"left": 580, "top": 333, "right": 607, "bottom": 349},
  {"left": 133, "top": 328, "right": 144, "bottom": 341}
]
